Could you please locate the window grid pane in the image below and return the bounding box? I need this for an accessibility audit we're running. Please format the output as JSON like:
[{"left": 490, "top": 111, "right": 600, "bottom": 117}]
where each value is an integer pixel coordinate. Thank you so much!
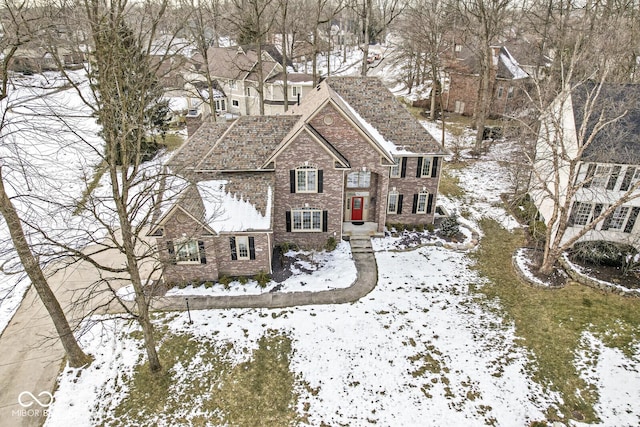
[
  {"left": 417, "top": 193, "right": 427, "bottom": 213},
  {"left": 388, "top": 193, "right": 398, "bottom": 213},
  {"left": 177, "top": 240, "right": 199, "bottom": 263},
  {"left": 574, "top": 202, "right": 592, "bottom": 226},
  {"left": 390, "top": 158, "right": 400, "bottom": 178},
  {"left": 609, "top": 206, "right": 629, "bottom": 230},
  {"left": 591, "top": 166, "right": 611, "bottom": 188},
  {"left": 238, "top": 239, "right": 249, "bottom": 259},
  {"left": 292, "top": 209, "right": 322, "bottom": 231},
  {"left": 421, "top": 157, "right": 432, "bottom": 176}
]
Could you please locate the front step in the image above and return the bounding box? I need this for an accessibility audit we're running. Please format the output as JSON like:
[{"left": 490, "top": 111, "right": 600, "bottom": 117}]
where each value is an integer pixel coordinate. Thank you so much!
[{"left": 350, "top": 237, "right": 373, "bottom": 254}]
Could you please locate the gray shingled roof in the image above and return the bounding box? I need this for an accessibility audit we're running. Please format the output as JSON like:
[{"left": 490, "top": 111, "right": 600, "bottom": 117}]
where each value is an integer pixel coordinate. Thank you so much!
[
  {"left": 196, "top": 115, "right": 301, "bottom": 170},
  {"left": 325, "top": 76, "right": 447, "bottom": 155},
  {"left": 573, "top": 82, "right": 640, "bottom": 165},
  {"left": 167, "top": 122, "right": 231, "bottom": 171}
]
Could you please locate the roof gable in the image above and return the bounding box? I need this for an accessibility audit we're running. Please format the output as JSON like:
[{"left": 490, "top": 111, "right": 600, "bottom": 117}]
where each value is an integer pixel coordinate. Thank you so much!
[{"left": 324, "top": 77, "right": 447, "bottom": 155}]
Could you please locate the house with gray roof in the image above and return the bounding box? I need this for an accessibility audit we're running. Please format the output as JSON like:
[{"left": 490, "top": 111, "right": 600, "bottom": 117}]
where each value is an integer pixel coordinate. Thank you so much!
[
  {"left": 531, "top": 82, "right": 640, "bottom": 250},
  {"left": 151, "top": 76, "right": 447, "bottom": 284},
  {"left": 187, "top": 45, "right": 314, "bottom": 117}
]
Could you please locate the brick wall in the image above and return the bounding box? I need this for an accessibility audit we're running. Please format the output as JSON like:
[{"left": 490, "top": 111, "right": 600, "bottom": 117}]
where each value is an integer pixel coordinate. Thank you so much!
[
  {"left": 157, "top": 212, "right": 220, "bottom": 284},
  {"left": 387, "top": 156, "right": 440, "bottom": 225},
  {"left": 215, "top": 232, "right": 273, "bottom": 276},
  {"left": 273, "top": 129, "right": 343, "bottom": 249},
  {"left": 308, "top": 103, "right": 392, "bottom": 233}
]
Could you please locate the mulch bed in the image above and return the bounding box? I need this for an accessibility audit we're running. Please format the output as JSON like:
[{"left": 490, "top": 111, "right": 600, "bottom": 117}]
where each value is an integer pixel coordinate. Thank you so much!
[{"left": 567, "top": 255, "right": 640, "bottom": 289}]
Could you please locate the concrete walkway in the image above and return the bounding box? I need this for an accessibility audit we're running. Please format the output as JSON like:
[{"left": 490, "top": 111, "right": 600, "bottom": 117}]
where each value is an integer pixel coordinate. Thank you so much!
[
  {"left": 0, "top": 237, "right": 377, "bottom": 427},
  {"left": 139, "top": 236, "right": 377, "bottom": 312}
]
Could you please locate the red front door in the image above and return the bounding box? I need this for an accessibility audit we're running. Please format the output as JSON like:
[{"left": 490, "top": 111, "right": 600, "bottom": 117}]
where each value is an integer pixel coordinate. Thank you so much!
[{"left": 352, "top": 197, "right": 364, "bottom": 221}]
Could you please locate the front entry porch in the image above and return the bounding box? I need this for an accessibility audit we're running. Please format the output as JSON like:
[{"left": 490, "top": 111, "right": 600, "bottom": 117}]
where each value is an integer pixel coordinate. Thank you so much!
[{"left": 342, "top": 221, "right": 384, "bottom": 238}]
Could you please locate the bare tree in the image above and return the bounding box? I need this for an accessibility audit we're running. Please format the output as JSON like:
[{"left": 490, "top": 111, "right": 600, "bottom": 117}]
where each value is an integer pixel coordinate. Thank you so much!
[
  {"left": 0, "top": 0, "right": 92, "bottom": 368},
  {"left": 455, "top": 0, "right": 513, "bottom": 151}
]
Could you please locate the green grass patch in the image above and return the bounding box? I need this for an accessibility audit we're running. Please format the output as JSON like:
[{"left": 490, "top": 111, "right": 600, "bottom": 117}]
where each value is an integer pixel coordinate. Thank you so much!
[
  {"left": 471, "top": 218, "right": 640, "bottom": 423},
  {"left": 438, "top": 165, "right": 465, "bottom": 199},
  {"left": 108, "top": 329, "right": 302, "bottom": 426}
]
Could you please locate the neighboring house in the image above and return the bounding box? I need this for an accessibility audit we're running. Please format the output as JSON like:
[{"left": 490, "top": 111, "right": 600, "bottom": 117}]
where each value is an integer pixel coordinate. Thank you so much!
[
  {"left": 445, "top": 45, "right": 530, "bottom": 118},
  {"left": 150, "top": 76, "right": 447, "bottom": 284},
  {"left": 531, "top": 82, "right": 640, "bottom": 250},
  {"left": 188, "top": 45, "right": 314, "bottom": 117},
  {"left": 8, "top": 46, "right": 84, "bottom": 74}
]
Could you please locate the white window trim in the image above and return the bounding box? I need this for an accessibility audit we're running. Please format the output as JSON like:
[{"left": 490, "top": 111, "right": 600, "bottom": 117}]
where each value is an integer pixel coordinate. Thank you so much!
[
  {"left": 295, "top": 166, "right": 318, "bottom": 193},
  {"left": 232, "top": 99, "right": 239, "bottom": 107},
  {"left": 292, "top": 86, "right": 302, "bottom": 97},
  {"left": 292, "top": 208, "right": 322, "bottom": 232},
  {"left": 390, "top": 157, "right": 401, "bottom": 178},
  {"left": 591, "top": 165, "right": 612, "bottom": 189},
  {"left": 416, "top": 192, "right": 428, "bottom": 214},
  {"left": 387, "top": 191, "right": 399, "bottom": 214},
  {"left": 175, "top": 239, "right": 201, "bottom": 264},
  {"left": 235, "top": 236, "right": 250, "bottom": 260},
  {"left": 420, "top": 157, "right": 432, "bottom": 177},
  {"left": 572, "top": 202, "right": 594, "bottom": 226},
  {"left": 608, "top": 206, "right": 630, "bottom": 230}
]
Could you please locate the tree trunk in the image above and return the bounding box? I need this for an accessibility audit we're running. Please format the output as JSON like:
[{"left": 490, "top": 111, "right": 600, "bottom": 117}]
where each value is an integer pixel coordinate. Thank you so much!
[
  {"left": 474, "top": 45, "right": 492, "bottom": 151},
  {"left": 0, "top": 167, "right": 92, "bottom": 368},
  {"left": 111, "top": 167, "right": 163, "bottom": 373},
  {"left": 361, "top": 0, "right": 371, "bottom": 76},
  {"left": 312, "top": 26, "right": 319, "bottom": 86},
  {"left": 281, "top": 3, "right": 289, "bottom": 112}
]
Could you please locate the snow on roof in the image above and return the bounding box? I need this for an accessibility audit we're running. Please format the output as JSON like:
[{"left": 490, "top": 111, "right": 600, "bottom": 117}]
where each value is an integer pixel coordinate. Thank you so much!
[
  {"left": 500, "top": 48, "right": 529, "bottom": 80},
  {"left": 197, "top": 180, "right": 271, "bottom": 233},
  {"left": 334, "top": 92, "right": 413, "bottom": 156}
]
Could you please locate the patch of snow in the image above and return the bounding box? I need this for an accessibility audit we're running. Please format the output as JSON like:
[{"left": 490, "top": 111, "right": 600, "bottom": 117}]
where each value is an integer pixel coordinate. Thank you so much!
[
  {"left": 197, "top": 180, "right": 271, "bottom": 232},
  {"left": 499, "top": 48, "right": 529, "bottom": 80},
  {"left": 166, "top": 241, "right": 356, "bottom": 296},
  {"left": 574, "top": 332, "right": 640, "bottom": 426}
]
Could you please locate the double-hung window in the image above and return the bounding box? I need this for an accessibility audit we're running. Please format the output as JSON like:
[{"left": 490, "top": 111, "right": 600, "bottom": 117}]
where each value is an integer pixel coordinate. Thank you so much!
[
  {"left": 420, "top": 157, "right": 432, "bottom": 177},
  {"left": 296, "top": 166, "right": 317, "bottom": 193},
  {"left": 292, "top": 208, "right": 322, "bottom": 232},
  {"left": 176, "top": 240, "right": 201, "bottom": 264},
  {"left": 572, "top": 202, "right": 593, "bottom": 226},
  {"left": 236, "top": 236, "right": 250, "bottom": 260},
  {"left": 390, "top": 157, "right": 400, "bottom": 178},
  {"left": 416, "top": 192, "right": 428, "bottom": 214},
  {"left": 387, "top": 191, "right": 399, "bottom": 214},
  {"left": 591, "top": 165, "right": 612, "bottom": 188}
]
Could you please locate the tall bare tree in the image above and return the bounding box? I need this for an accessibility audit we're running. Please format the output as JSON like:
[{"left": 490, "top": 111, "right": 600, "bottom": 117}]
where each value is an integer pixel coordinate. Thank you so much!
[{"left": 0, "top": 0, "right": 92, "bottom": 368}]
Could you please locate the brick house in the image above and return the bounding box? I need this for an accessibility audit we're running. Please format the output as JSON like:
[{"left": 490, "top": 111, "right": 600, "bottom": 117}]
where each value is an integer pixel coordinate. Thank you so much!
[
  {"left": 531, "top": 82, "right": 640, "bottom": 251},
  {"left": 151, "top": 76, "right": 447, "bottom": 284},
  {"left": 445, "top": 45, "right": 530, "bottom": 118}
]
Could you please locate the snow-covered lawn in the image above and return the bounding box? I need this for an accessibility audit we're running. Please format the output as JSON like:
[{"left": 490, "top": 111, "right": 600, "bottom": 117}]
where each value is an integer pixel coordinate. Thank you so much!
[{"left": 44, "top": 132, "right": 640, "bottom": 426}]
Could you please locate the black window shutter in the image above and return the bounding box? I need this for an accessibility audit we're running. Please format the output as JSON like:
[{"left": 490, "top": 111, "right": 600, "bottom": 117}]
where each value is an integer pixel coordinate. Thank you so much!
[
  {"left": 593, "top": 204, "right": 604, "bottom": 222},
  {"left": 620, "top": 167, "right": 636, "bottom": 191},
  {"left": 198, "top": 240, "right": 207, "bottom": 264},
  {"left": 318, "top": 170, "right": 323, "bottom": 193},
  {"left": 624, "top": 207, "right": 640, "bottom": 233},
  {"left": 249, "top": 237, "right": 256, "bottom": 259},
  {"left": 416, "top": 157, "right": 423, "bottom": 177},
  {"left": 400, "top": 157, "right": 407, "bottom": 177},
  {"left": 166, "top": 240, "right": 176, "bottom": 264},
  {"left": 583, "top": 164, "right": 596, "bottom": 188},
  {"left": 290, "top": 170, "right": 296, "bottom": 193},
  {"left": 412, "top": 194, "right": 418, "bottom": 213},
  {"left": 601, "top": 206, "right": 613, "bottom": 230},
  {"left": 229, "top": 237, "right": 237, "bottom": 260},
  {"left": 606, "top": 166, "right": 621, "bottom": 190},
  {"left": 427, "top": 194, "right": 434, "bottom": 214},
  {"left": 431, "top": 157, "right": 439, "bottom": 178},
  {"left": 285, "top": 211, "right": 292, "bottom": 232},
  {"left": 322, "top": 210, "right": 328, "bottom": 232},
  {"left": 568, "top": 201, "right": 579, "bottom": 226},
  {"left": 397, "top": 194, "right": 404, "bottom": 214}
]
